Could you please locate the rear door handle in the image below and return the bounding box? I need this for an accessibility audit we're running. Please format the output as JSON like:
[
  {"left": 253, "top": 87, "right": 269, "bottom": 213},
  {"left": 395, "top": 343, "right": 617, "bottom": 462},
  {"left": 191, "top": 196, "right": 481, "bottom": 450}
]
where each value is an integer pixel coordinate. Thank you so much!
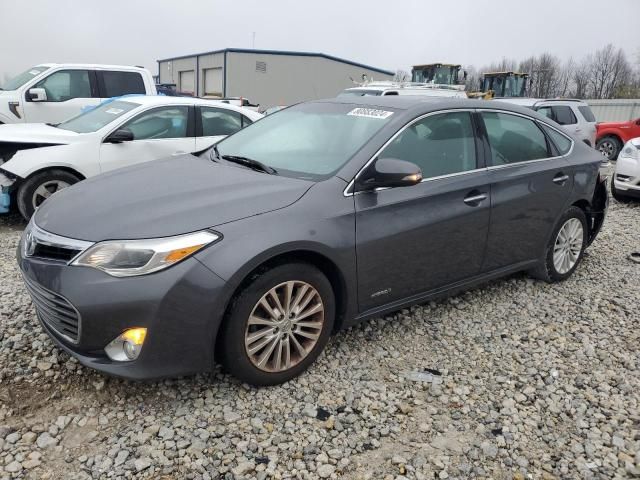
[
  {"left": 463, "top": 193, "right": 487, "bottom": 205},
  {"left": 553, "top": 174, "right": 569, "bottom": 185}
]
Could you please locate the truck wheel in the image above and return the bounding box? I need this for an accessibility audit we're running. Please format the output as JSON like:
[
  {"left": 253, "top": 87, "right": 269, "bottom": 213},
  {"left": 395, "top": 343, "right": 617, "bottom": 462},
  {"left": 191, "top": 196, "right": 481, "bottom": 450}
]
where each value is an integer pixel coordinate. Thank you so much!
[
  {"left": 17, "top": 169, "right": 80, "bottom": 220},
  {"left": 596, "top": 136, "right": 621, "bottom": 161}
]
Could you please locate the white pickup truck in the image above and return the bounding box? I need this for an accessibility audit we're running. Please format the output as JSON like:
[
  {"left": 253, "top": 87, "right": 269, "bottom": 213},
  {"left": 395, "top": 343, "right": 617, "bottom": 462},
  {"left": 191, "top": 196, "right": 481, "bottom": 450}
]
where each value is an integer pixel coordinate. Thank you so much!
[{"left": 0, "top": 64, "right": 157, "bottom": 125}]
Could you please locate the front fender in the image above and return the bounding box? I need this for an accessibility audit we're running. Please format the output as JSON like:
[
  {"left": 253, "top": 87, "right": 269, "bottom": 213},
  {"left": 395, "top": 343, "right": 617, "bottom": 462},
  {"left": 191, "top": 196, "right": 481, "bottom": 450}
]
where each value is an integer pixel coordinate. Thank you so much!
[{"left": 1, "top": 142, "right": 99, "bottom": 179}]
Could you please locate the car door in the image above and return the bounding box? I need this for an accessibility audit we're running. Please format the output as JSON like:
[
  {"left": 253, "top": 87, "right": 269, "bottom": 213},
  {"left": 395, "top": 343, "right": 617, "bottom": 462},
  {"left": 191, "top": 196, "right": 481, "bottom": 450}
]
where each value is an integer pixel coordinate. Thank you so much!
[
  {"left": 99, "top": 105, "right": 195, "bottom": 173},
  {"left": 354, "top": 110, "right": 491, "bottom": 312},
  {"left": 195, "top": 106, "right": 251, "bottom": 150},
  {"left": 22, "top": 69, "right": 100, "bottom": 124},
  {"left": 479, "top": 110, "right": 574, "bottom": 271}
]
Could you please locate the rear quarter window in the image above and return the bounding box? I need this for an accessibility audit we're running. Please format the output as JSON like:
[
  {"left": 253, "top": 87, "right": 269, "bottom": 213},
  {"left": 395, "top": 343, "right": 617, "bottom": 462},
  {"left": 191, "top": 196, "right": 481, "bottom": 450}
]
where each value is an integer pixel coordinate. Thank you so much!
[
  {"left": 540, "top": 123, "right": 572, "bottom": 155},
  {"left": 578, "top": 105, "right": 596, "bottom": 123},
  {"left": 101, "top": 71, "right": 146, "bottom": 97}
]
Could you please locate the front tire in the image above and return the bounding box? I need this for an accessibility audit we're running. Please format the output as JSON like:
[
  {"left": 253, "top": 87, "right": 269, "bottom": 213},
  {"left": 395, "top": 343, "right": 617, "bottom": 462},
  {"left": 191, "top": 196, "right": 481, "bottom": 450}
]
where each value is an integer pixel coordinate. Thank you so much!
[
  {"left": 219, "top": 263, "right": 335, "bottom": 386},
  {"left": 16, "top": 169, "right": 80, "bottom": 220},
  {"left": 596, "top": 136, "right": 621, "bottom": 161},
  {"left": 529, "top": 206, "right": 588, "bottom": 283}
]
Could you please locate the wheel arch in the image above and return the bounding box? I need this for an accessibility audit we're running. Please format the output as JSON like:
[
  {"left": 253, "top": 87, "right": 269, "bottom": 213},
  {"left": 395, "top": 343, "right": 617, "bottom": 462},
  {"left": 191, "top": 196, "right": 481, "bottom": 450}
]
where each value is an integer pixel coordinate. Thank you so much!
[
  {"left": 20, "top": 165, "right": 86, "bottom": 182},
  {"left": 571, "top": 177, "right": 607, "bottom": 246},
  {"left": 597, "top": 132, "right": 623, "bottom": 146},
  {"left": 214, "top": 248, "right": 350, "bottom": 358}
]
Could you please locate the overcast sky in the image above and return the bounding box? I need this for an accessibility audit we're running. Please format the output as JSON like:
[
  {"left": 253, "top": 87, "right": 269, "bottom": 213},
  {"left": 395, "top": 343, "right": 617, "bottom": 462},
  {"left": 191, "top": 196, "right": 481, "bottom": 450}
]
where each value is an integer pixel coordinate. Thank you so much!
[{"left": 1, "top": 0, "right": 638, "bottom": 81}]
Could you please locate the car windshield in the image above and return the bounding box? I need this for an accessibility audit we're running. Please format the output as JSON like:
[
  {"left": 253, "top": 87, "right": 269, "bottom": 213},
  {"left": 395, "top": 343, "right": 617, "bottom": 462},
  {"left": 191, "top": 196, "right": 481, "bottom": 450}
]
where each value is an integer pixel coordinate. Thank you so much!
[
  {"left": 213, "top": 102, "right": 395, "bottom": 179},
  {"left": 337, "top": 89, "right": 383, "bottom": 97},
  {"left": 1, "top": 66, "right": 49, "bottom": 91},
  {"left": 56, "top": 100, "right": 139, "bottom": 133}
]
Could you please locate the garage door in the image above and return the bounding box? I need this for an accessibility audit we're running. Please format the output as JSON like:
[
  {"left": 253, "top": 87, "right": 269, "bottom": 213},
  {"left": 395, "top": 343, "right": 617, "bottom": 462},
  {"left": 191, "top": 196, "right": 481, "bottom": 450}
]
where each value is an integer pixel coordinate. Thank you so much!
[
  {"left": 203, "top": 68, "right": 223, "bottom": 97},
  {"left": 179, "top": 70, "right": 195, "bottom": 95}
]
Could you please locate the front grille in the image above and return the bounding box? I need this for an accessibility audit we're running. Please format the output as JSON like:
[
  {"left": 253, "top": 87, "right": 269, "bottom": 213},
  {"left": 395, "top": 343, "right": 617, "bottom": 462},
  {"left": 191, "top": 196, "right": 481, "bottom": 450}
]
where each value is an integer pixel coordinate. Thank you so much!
[
  {"left": 23, "top": 276, "right": 80, "bottom": 343},
  {"left": 32, "top": 243, "right": 81, "bottom": 262}
]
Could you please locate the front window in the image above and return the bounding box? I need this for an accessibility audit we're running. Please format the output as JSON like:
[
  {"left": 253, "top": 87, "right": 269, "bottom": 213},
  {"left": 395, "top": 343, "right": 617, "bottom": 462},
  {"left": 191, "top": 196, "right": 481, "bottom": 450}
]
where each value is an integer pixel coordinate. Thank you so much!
[
  {"left": 2, "top": 66, "right": 49, "bottom": 91},
  {"left": 34, "top": 70, "right": 92, "bottom": 102},
  {"left": 214, "top": 102, "right": 395, "bottom": 179},
  {"left": 122, "top": 106, "right": 189, "bottom": 140},
  {"left": 337, "top": 89, "right": 383, "bottom": 97},
  {"left": 57, "top": 100, "right": 139, "bottom": 133}
]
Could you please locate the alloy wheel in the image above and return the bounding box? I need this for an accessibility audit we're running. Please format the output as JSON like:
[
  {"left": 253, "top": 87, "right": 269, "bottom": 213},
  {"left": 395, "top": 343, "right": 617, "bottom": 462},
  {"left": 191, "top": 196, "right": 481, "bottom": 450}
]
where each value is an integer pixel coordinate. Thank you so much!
[
  {"left": 32, "top": 180, "right": 70, "bottom": 210},
  {"left": 244, "top": 281, "right": 324, "bottom": 372},
  {"left": 553, "top": 218, "right": 584, "bottom": 274}
]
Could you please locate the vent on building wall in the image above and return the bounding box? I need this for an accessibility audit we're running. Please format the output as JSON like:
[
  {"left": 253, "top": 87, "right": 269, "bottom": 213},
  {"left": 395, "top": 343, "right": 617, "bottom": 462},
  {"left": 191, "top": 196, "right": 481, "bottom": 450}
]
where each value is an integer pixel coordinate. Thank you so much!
[{"left": 256, "top": 61, "right": 267, "bottom": 73}]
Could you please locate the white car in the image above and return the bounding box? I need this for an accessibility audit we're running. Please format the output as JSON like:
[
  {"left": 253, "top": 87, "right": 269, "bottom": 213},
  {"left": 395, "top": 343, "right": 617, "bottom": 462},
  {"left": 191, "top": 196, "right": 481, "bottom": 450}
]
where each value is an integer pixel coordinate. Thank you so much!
[
  {"left": 0, "top": 96, "right": 263, "bottom": 219},
  {"left": 496, "top": 98, "right": 598, "bottom": 148},
  {"left": 0, "top": 64, "right": 157, "bottom": 125},
  {"left": 611, "top": 138, "right": 640, "bottom": 202}
]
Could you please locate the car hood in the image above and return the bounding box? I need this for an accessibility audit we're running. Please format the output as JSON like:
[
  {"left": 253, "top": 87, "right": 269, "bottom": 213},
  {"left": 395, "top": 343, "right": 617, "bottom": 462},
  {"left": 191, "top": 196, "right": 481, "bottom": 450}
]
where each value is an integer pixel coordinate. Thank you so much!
[
  {"left": 597, "top": 120, "right": 633, "bottom": 129},
  {"left": 0, "top": 123, "right": 81, "bottom": 144},
  {"left": 35, "top": 154, "right": 314, "bottom": 241}
]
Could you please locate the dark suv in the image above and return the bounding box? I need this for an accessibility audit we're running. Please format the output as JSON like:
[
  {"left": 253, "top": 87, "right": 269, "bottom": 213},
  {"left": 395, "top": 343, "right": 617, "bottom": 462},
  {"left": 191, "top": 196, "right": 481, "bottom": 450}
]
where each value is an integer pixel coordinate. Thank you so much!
[{"left": 17, "top": 97, "right": 608, "bottom": 386}]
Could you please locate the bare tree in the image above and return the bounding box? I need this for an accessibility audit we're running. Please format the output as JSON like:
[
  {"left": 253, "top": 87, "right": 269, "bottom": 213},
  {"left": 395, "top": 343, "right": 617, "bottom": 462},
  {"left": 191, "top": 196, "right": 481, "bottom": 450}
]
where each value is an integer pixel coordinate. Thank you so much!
[
  {"left": 587, "top": 44, "right": 632, "bottom": 99},
  {"left": 394, "top": 69, "right": 410, "bottom": 82},
  {"left": 571, "top": 58, "right": 592, "bottom": 99}
]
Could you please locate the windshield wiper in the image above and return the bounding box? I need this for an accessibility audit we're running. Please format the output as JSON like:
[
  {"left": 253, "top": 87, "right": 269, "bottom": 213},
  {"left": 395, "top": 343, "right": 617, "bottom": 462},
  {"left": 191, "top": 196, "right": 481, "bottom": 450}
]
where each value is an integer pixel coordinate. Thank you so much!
[
  {"left": 221, "top": 155, "right": 277, "bottom": 174},
  {"left": 45, "top": 122, "right": 59, "bottom": 128}
]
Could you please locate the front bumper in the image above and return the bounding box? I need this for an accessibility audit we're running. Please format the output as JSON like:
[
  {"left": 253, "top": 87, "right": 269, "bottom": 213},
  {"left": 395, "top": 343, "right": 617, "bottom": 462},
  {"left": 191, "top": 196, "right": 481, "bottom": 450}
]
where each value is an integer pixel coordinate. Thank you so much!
[
  {"left": 17, "top": 241, "right": 229, "bottom": 380},
  {"left": 614, "top": 152, "right": 640, "bottom": 194}
]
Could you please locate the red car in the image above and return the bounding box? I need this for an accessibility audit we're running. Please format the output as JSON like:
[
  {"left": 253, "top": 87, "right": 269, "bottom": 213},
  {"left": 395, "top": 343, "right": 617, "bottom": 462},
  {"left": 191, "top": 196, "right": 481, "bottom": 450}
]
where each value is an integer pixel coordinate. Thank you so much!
[{"left": 596, "top": 117, "right": 640, "bottom": 160}]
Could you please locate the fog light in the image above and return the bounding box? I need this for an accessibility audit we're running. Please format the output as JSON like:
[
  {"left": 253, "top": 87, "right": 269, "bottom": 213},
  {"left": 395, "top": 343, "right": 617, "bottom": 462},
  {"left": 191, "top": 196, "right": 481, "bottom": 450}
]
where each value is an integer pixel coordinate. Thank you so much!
[{"left": 105, "top": 328, "right": 147, "bottom": 362}]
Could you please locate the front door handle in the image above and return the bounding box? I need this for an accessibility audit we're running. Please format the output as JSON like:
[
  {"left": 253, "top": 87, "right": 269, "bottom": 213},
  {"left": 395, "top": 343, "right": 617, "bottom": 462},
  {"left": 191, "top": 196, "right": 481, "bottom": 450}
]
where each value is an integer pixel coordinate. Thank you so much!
[
  {"left": 463, "top": 193, "right": 487, "bottom": 205},
  {"left": 553, "top": 173, "right": 569, "bottom": 185}
]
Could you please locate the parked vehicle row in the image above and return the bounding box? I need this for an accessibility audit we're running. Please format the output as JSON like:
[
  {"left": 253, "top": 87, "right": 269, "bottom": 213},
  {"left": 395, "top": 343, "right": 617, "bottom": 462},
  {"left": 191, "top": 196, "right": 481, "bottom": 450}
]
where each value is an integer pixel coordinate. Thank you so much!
[
  {"left": 0, "top": 96, "right": 262, "bottom": 218},
  {"left": 17, "top": 97, "right": 608, "bottom": 385}
]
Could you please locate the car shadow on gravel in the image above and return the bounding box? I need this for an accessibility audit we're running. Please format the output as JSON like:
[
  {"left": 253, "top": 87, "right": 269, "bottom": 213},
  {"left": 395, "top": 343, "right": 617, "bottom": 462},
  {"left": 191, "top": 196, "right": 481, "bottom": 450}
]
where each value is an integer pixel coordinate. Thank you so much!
[{"left": 0, "top": 212, "right": 27, "bottom": 233}]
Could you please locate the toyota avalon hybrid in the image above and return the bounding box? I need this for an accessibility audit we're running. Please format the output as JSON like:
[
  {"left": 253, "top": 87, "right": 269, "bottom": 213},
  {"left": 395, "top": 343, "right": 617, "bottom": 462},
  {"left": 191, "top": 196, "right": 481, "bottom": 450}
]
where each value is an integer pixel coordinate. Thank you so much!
[{"left": 17, "top": 97, "right": 608, "bottom": 386}]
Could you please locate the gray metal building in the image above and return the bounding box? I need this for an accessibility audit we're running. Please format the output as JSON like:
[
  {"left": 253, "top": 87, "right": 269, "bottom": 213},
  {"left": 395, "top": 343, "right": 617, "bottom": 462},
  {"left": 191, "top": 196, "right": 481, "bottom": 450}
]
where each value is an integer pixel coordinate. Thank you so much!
[{"left": 157, "top": 48, "right": 394, "bottom": 107}]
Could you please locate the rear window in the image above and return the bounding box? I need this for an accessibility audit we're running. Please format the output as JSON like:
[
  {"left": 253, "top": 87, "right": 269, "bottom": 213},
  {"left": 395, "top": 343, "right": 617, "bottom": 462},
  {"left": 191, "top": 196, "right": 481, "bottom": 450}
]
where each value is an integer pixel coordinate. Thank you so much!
[
  {"left": 101, "top": 71, "right": 146, "bottom": 97},
  {"left": 578, "top": 105, "right": 596, "bottom": 123}
]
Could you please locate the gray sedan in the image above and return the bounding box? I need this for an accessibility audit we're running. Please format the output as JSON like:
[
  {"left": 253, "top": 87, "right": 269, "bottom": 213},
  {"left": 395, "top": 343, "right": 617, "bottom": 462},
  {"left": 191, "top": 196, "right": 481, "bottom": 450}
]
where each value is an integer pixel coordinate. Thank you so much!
[{"left": 17, "top": 97, "right": 608, "bottom": 386}]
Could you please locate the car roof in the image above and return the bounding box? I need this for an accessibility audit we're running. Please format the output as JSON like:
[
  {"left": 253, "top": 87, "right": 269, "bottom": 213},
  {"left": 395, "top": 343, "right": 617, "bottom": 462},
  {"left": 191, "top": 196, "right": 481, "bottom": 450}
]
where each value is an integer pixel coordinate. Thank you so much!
[
  {"left": 498, "top": 97, "right": 588, "bottom": 107},
  {"left": 114, "top": 95, "right": 262, "bottom": 116},
  {"left": 314, "top": 96, "right": 540, "bottom": 117},
  {"left": 35, "top": 63, "right": 148, "bottom": 71}
]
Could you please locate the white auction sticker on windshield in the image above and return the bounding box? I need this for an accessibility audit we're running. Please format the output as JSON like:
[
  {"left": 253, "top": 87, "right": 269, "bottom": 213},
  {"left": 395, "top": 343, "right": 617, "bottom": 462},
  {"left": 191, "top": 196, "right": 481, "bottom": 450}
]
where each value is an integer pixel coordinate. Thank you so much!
[
  {"left": 347, "top": 108, "right": 394, "bottom": 119},
  {"left": 105, "top": 108, "right": 124, "bottom": 115}
]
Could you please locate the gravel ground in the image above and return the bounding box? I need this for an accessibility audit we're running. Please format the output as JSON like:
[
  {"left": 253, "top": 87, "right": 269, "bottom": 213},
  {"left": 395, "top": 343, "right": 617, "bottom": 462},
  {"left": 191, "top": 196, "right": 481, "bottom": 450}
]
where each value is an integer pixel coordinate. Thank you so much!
[{"left": 0, "top": 191, "right": 639, "bottom": 480}]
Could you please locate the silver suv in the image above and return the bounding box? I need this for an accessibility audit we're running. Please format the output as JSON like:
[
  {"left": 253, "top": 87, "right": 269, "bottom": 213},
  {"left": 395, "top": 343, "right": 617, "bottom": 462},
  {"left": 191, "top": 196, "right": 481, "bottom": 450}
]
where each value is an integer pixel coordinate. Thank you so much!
[{"left": 497, "top": 98, "right": 597, "bottom": 148}]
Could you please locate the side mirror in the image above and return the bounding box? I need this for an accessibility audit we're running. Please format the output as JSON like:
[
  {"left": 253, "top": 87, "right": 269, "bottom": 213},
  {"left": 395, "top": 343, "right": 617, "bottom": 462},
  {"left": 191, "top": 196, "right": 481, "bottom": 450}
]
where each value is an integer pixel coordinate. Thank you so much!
[
  {"left": 635, "top": 118, "right": 640, "bottom": 126},
  {"left": 355, "top": 157, "right": 422, "bottom": 191},
  {"left": 27, "top": 88, "right": 47, "bottom": 102},
  {"left": 105, "top": 128, "right": 134, "bottom": 144}
]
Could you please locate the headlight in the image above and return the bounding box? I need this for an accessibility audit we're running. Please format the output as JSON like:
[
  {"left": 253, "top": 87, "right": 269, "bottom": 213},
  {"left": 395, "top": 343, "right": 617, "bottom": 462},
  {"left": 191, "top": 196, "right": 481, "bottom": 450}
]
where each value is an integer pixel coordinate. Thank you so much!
[{"left": 71, "top": 230, "right": 219, "bottom": 277}]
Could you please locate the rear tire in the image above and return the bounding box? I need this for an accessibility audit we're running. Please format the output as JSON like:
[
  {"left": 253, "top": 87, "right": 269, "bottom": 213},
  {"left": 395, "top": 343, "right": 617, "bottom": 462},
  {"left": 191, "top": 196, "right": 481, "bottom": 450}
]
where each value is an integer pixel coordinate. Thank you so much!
[
  {"left": 219, "top": 263, "right": 335, "bottom": 386},
  {"left": 16, "top": 169, "right": 80, "bottom": 220},
  {"left": 610, "top": 176, "right": 632, "bottom": 203},
  {"left": 529, "top": 206, "right": 588, "bottom": 283},
  {"left": 596, "top": 136, "right": 621, "bottom": 161}
]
